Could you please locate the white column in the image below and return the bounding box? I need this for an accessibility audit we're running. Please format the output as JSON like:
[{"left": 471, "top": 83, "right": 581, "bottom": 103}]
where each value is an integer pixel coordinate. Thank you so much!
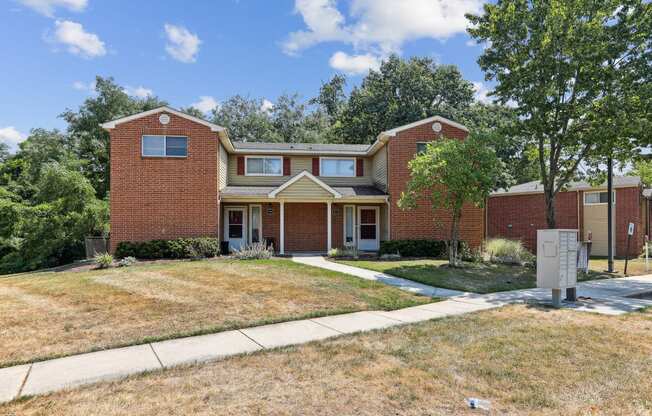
[
  {"left": 327, "top": 201, "right": 332, "bottom": 252},
  {"left": 280, "top": 200, "right": 285, "bottom": 255}
]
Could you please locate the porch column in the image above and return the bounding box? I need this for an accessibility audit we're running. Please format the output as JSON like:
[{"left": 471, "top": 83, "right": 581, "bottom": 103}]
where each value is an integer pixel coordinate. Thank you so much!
[
  {"left": 327, "top": 201, "right": 332, "bottom": 252},
  {"left": 279, "top": 200, "right": 285, "bottom": 255}
]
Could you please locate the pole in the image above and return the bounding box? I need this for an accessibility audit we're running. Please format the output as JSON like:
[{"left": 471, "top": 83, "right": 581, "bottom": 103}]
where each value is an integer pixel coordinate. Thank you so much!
[
  {"left": 607, "top": 157, "right": 614, "bottom": 273},
  {"left": 625, "top": 233, "right": 631, "bottom": 275}
]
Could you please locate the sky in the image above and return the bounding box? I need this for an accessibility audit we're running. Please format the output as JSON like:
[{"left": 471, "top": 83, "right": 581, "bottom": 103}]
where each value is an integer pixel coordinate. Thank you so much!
[{"left": 0, "top": 0, "right": 492, "bottom": 152}]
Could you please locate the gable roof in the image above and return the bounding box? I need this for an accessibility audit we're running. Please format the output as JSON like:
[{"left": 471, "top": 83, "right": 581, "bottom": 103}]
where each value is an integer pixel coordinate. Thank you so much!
[
  {"left": 493, "top": 176, "right": 642, "bottom": 196},
  {"left": 268, "top": 170, "right": 341, "bottom": 198},
  {"left": 100, "top": 106, "right": 226, "bottom": 132},
  {"left": 233, "top": 141, "right": 369, "bottom": 155}
]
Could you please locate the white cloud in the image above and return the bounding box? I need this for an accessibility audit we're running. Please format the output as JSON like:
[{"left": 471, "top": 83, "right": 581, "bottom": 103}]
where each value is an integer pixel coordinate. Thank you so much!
[
  {"left": 164, "top": 24, "right": 201, "bottom": 63},
  {"left": 283, "top": 0, "right": 483, "bottom": 56},
  {"left": 329, "top": 51, "right": 380, "bottom": 75},
  {"left": 72, "top": 79, "right": 95, "bottom": 92},
  {"left": 191, "top": 96, "right": 218, "bottom": 113},
  {"left": 0, "top": 127, "right": 27, "bottom": 153},
  {"left": 260, "top": 99, "right": 274, "bottom": 113},
  {"left": 19, "top": 0, "right": 87, "bottom": 17},
  {"left": 53, "top": 20, "right": 106, "bottom": 58},
  {"left": 124, "top": 86, "right": 153, "bottom": 98},
  {"left": 472, "top": 81, "right": 492, "bottom": 104}
]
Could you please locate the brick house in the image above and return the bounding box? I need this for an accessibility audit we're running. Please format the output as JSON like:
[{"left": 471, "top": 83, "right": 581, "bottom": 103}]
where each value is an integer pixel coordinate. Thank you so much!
[
  {"left": 487, "top": 177, "right": 650, "bottom": 257},
  {"left": 101, "top": 106, "right": 484, "bottom": 254}
]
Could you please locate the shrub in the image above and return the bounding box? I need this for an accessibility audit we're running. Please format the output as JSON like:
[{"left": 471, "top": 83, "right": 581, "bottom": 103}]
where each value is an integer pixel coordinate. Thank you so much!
[
  {"left": 328, "top": 245, "right": 359, "bottom": 258},
  {"left": 118, "top": 256, "right": 136, "bottom": 267},
  {"left": 114, "top": 237, "right": 220, "bottom": 260},
  {"left": 379, "top": 240, "right": 449, "bottom": 258},
  {"left": 94, "top": 252, "right": 113, "bottom": 269},
  {"left": 484, "top": 238, "right": 534, "bottom": 265},
  {"left": 232, "top": 242, "right": 273, "bottom": 260}
]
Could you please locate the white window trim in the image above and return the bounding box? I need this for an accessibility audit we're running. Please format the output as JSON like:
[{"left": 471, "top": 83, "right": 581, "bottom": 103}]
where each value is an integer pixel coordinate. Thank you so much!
[
  {"left": 343, "top": 205, "right": 356, "bottom": 247},
  {"left": 357, "top": 206, "right": 379, "bottom": 250},
  {"left": 223, "top": 206, "right": 247, "bottom": 243},
  {"left": 245, "top": 155, "right": 283, "bottom": 176},
  {"left": 141, "top": 135, "right": 188, "bottom": 158},
  {"left": 248, "top": 204, "right": 263, "bottom": 245},
  {"left": 584, "top": 191, "right": 616, "bottom": 205},
  {"left": 319, "top": 156, "right": 356, "bottom": 178}
]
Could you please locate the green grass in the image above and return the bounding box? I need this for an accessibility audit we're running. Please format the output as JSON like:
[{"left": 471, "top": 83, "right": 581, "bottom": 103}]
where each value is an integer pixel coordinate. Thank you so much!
[{"left": 337, "top": 258, "right": 614, "bottom": 293}]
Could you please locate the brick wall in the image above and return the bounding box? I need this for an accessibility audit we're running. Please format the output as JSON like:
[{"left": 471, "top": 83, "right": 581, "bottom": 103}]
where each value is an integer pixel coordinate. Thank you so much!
[
  {"left": 386, "top": 120, "right": 485, "bottom": 248},
  {"left": 487, "top": 187, "right": 644, "bottom": 256},
  {"left": 109, "top": 112, "right": 219, "bottom": 251},
  {"left": 284, "top": 203, "right": 327, "bottom": 252}
]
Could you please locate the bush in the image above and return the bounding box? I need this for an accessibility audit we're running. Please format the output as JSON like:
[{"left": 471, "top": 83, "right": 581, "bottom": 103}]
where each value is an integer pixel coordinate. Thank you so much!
[
  {"left": 484, "top": 238, "right": 533, "bottom": 265},
  {"left": 328, "top": 245, "right": 359, "bottom": 258},
  {"left": 232, "top": 242, "right": 273, "bottom": 260},
  {"left": 114, "top": 237, "right": 220, "bottom": 260},
  {"left": 118, "top": 256, "right": 136, "bottom": 267},
  {"left": 94, "top": 252, "right": 113, "bottom": 269},
  {"left": 379, "top": 240, "right": 449, "bottom": 258}
]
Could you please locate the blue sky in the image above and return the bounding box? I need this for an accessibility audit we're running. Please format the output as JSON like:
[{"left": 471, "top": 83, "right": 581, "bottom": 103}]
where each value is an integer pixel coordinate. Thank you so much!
[{"left": 0, "top": 0, "right": 491, "bottom": 151}]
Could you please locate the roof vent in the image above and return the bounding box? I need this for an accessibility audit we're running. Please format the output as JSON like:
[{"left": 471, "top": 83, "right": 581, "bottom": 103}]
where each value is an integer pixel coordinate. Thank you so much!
[
  {"left": 432, "top": 122, "right": 442, "bottom": 132},
  {"left": 159, "top": 114, "right": 170, "bottom": 125}
]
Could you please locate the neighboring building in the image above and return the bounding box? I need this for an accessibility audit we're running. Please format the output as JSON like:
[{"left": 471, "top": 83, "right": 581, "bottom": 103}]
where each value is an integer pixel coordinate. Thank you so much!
[
  {"left": 487, "top": 177, "right": 649, "bottom": 257},
  {"left": 102, "top": 107, "right": 484, "bottom": 254}
]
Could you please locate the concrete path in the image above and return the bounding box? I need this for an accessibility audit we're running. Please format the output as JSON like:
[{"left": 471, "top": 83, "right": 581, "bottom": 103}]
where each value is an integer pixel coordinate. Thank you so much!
[
  {"left": 292, "top": 255, "right": 466, "bottom": 297},
  {"left": 1, "top": 268, "right": 651, "bottom": 404}
]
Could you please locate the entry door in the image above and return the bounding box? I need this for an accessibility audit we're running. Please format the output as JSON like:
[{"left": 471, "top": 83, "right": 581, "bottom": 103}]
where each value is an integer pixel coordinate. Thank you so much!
[
  {"left": 357, "top": 207, "right": 379, "bottom": 251},
  {"left": 224, "top": 207, "right": 246, "bottom": 251}
]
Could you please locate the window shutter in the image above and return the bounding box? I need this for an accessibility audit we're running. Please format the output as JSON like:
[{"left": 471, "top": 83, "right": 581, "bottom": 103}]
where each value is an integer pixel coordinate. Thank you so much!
[
  {"left": 312, "top": 158, "right": 320, "bottom": 176},
  {"left": 237, "top": 156, "right": 245, "bottom": 175},
  {"left": 356, "top": 158, "right": 364, "bottom": 177},
  {"left": 283, "top": 157, "right": 291, "bottom": 176}
]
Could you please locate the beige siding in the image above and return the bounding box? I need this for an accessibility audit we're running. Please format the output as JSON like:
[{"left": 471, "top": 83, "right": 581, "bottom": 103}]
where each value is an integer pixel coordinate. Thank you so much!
[
  {"left": 277, "top": 176, "right": 333, "bottom": 198},
  {"left": 228, "top": 155, "right": 374, "bottom": 187},
  {"left": 372, "top": 146, "right": 388, "bottom": 191},
  {"left": 379, "top": 203, "right": 389, "bottom": 240},
  {"left": 583, "top": 203, "right": 615, "bottom": 256},
  {"left": 218, "top": 142, "right": 228, "bottom": 190}
]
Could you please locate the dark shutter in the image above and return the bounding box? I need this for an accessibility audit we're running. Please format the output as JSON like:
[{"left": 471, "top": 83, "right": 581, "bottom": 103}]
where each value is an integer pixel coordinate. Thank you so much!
[
  {"left": 356, "top": 158, "right": 364, "bottom": 177},
  {"left": 237, "top": 156, "right": 245, "bottom": 175},
  {"left": 283, "top": 157, "right": 291, "bottom": 176},
  {"left": 312, "top": 158, "right": 320, "bottom": 176}
]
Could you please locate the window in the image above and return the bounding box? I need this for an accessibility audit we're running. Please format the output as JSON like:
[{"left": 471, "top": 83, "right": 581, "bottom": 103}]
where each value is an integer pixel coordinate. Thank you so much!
[
  {"left": 142, "top": 135, "right": 187, "bottom": 157},
  {"left": 249, "top": 205, "right": 262, "bottom": 244},
  {"left": 320, "top": 158, "right": 355, "bottom": 177},
  {"left": 584, "top": 191, "right": 615, "bottom": 205},
  {"left": 246, "top": 157, "right": 282, "bottom": 176},
  {"left": 344, "top": 206, "right": 355, "bottom": 245},
  {"left": 228, "top": 210, "right": 243, "bottom": 238},
  {"left": 416, "top": 142, "right": 428, "bottom": 154}
]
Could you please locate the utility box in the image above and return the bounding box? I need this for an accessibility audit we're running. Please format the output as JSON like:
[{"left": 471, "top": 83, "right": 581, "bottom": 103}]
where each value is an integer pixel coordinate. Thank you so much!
[{"left": 537, "top": 229, "right": 578, "bottom": 306}]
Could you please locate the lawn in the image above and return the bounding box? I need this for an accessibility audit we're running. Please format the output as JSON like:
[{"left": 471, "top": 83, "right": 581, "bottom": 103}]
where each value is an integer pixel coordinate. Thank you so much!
[
  {"left": 0, "top": 258, "right": 428, "bottom": 368},
  {"left": 4, "top": 304, "right": 652, "bottom": 415},
  {"left": 337, "top": 257, "right": 648, "bottom": 294}
]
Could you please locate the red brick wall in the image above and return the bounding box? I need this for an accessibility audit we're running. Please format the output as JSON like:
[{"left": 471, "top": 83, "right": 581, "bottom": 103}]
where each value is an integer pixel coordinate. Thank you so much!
[
  {"left": 487, "top": 187, "right": 644, "bottom": 256},
  {"left": 284, "top": 203, "right": 327, "bottom": 252},
  {"left": 386, "top": 120, "right": 485, "bottom": 248},
  {"left": 109, "top": 112, "right": 219, "bottom": 251},
  {"left": 219, "top": 203, "right": 281, "bottom": 251}
]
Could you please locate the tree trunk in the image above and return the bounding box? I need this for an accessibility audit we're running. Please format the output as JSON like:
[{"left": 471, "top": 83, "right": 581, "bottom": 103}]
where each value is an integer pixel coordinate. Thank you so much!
[
  {"left": 544, "top": 188, "right": 556, "bottom": 229},
  {"left": 449, "top": 209, "right": 461, "bottom": 267}
]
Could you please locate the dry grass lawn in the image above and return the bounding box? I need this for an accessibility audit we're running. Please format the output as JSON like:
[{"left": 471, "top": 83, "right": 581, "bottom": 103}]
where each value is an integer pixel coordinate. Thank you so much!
[
  {"left": 4, "top": 305, "right": 652, "bottom": 415},
  {"left": 0, "top": 258, "right": 428, "bottom": 368}
]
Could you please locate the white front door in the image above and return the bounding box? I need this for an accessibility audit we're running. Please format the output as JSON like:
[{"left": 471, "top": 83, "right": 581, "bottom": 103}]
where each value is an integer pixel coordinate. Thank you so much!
[
  {"left": 224, "top": 207, "right": 247, "bottom": 251},
  {"left": 357, "top": 206, "right": 379, "bottom": 251}
]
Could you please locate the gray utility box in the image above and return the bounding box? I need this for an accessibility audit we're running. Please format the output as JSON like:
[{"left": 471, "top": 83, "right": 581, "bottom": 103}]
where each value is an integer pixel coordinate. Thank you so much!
[{"left": 537, "top": 229, "right": 578, "bottom": 306}]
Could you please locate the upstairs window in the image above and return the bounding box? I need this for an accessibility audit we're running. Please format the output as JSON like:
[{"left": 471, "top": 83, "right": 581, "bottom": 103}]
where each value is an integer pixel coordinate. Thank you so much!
[
  {"left": 416, "top": 142, "right": 428, "bottom": 154},
  {"left": 142, "top": 135, "right": 188, "bottom": 157},
  {"left": 584, "top": 191, "right": 615, "bottom": 205},
  {"left": 320, "top": 158, "right": 355, "bottom": 177},
  {"left": 246, "top": 156, "right": 282, "bottom": 176}
]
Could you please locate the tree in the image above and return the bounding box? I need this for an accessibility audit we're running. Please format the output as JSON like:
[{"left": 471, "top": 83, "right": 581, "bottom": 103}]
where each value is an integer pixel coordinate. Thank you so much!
[
  {"left": 179, "top": 106, "right": 208, "bottom": 120},
  {"left": 398, "top": 135, "right": 508, "bottom": 266},
  {"left": 0, "top": 143, "right": 9, "bottom": 163},
  {"left": 467, "top": 0, "right": 652, "bottom": 227},
  {"left": 61, "top": 76, "right": 167, "bottom": 198},
  {"left": 335, "top": 55, "right": 475, "bottom": 144},
  {"left": 631, "top": 159, "right": 652, "bottom": 187},
  {"left": 212, "top": 95, "right": 280, "bottom": 142}
]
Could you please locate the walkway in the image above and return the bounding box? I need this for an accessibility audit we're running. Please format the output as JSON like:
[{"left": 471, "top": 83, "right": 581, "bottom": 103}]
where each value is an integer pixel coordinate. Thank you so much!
[
  {"left": 292, "top": 255, "right": 466, "bottom": 297},
  {"left": 1, "top": 265, "right": 651, "bottom": 404}
]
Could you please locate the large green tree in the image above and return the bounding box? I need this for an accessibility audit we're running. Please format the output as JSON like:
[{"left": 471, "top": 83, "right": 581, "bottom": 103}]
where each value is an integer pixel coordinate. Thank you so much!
[
  {"left": 468, "top": 0, "right": 652, "bottom": 227},
  {"left": 61, "top": 76, "right": 167, "bottom": 198},
  {"left": 398, "top": 135, "right": 509, "bottom": 266}
]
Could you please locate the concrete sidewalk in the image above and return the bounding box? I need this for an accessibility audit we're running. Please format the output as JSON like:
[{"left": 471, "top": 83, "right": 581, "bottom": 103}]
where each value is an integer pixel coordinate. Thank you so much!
[
  {"left": 292, "top": 255, "right": 466, "bottom": 297},
  {"left": 1, "top": 270, "right": 651, "bottom": 404}
]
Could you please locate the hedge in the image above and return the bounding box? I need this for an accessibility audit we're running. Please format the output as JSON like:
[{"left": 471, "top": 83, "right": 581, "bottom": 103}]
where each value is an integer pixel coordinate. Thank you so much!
[
  {"left": 114, "top": 237, "right": 220, "bottom": 259},
  {"left": 379, "top": 239, "right": 469, "bottom": 258}
]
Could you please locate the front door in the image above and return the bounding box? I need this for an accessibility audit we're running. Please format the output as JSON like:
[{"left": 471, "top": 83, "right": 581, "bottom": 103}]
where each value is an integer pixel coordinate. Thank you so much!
[
  {"left": 357, "top": 206, "right": 379, "bottom": 251},
  {"left": 224, "top": 207, "right": 246, "bottom": 251}
]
